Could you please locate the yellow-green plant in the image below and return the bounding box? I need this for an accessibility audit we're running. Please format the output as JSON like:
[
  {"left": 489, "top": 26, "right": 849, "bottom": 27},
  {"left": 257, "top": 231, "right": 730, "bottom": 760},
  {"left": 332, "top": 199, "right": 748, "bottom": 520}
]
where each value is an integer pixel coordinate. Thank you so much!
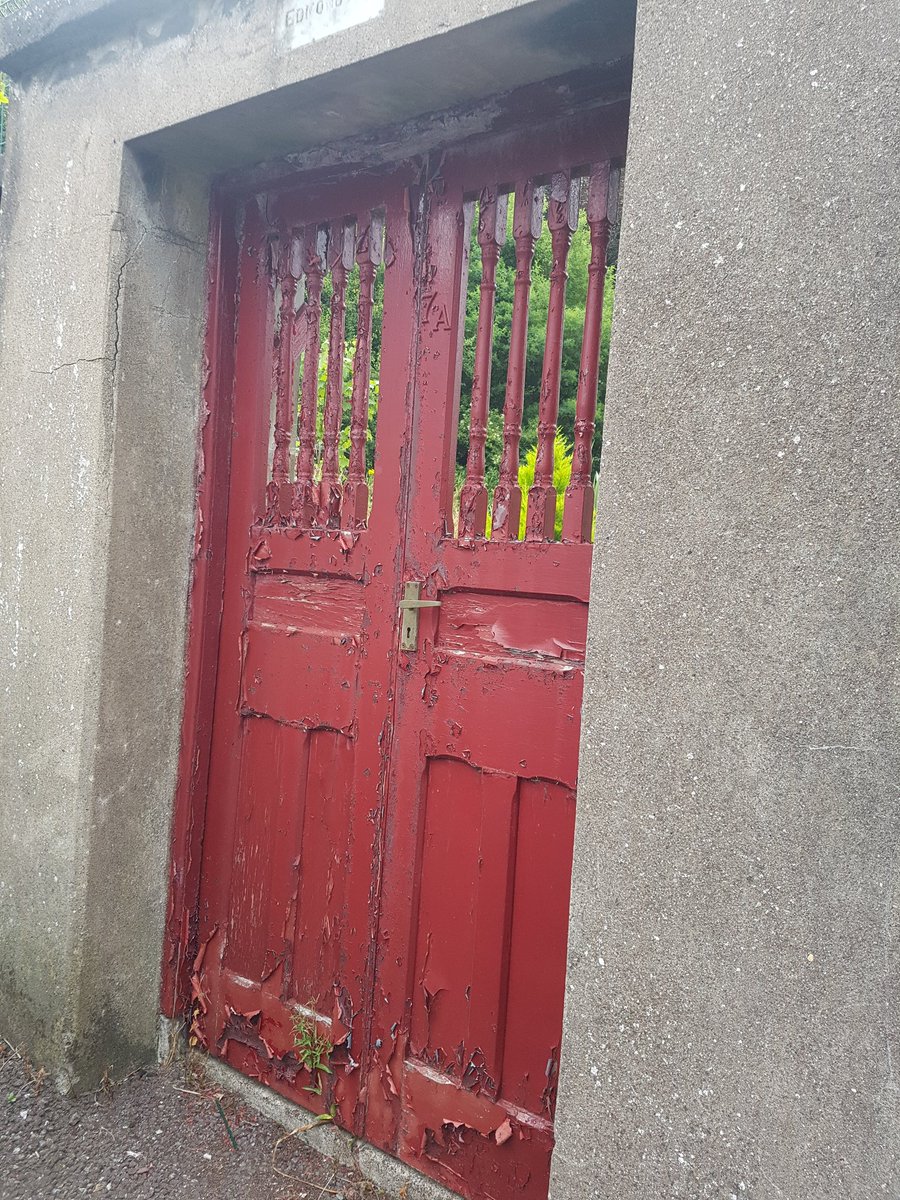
[{"left": 516, "top": 432, "right": 574, "bottom": 540}]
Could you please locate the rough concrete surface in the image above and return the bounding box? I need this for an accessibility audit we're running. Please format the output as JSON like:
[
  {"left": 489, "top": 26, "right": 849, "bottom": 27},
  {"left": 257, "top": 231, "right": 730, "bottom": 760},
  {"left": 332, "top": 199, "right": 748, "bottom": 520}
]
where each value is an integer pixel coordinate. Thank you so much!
[
  {"left": 0, "top": 1041, "right": 393, "bottom": 1199},
  {"left": 551, "top": 0, "right": 900, "bottom": 1198},
  {"left": 0, "top": 0, "right": 634, "bottom": 1087}
]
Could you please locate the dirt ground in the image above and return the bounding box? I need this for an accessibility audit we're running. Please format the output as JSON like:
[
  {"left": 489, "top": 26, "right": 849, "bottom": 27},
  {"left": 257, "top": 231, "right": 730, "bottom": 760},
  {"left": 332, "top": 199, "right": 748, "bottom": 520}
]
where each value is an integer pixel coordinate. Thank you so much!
[{"left": 0, "top": 1041, "right": 391, "bottom": 1200}]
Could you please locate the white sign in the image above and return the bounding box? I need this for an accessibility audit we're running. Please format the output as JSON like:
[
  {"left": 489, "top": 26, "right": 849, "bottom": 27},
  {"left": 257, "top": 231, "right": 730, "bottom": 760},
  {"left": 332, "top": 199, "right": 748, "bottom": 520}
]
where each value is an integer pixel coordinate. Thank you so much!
[{"left": 277, "top": 0, "right": 385, "bottom": 51}]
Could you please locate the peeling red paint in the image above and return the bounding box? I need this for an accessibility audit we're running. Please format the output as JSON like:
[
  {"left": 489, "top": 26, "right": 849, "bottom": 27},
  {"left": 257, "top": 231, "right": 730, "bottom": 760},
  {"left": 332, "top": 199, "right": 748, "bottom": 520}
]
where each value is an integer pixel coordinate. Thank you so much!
[{"left": 164, "top": 101, "right": 629, "bottom": 1200}]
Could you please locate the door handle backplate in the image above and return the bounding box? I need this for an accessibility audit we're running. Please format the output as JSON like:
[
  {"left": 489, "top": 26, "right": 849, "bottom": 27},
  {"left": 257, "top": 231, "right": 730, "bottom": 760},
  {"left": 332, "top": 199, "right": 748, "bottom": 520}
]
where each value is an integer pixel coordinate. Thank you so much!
[{"left": 398, "top": 581, "right": 441, "bottom": 651}]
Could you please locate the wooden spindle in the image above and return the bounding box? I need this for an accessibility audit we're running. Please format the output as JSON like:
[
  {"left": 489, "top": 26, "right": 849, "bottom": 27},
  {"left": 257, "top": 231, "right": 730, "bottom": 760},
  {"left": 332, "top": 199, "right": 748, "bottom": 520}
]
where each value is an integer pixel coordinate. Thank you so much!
[
  {"left": 318, "top": 220, "right": 355, "bottom": 528},
  {"left": 293, "top": 226, "right": 327, "bottom": 527},
  {"left": 268, "top": 232, "right": 300, "bottom": 521},
  {"left": 344, "top": 213, "right": 383, "bottom": 528},
  {"left": 562, "top": 163, "right": 612, "bottom": 543},
  {"left": 459, "top": 186, "right": 507, "bottom": 540},
  {"left": 526, "top": 172, "right": 578, "bottom": 541},
  {"left": 491, "top": 180, "right": 542, "bottom": 540}
]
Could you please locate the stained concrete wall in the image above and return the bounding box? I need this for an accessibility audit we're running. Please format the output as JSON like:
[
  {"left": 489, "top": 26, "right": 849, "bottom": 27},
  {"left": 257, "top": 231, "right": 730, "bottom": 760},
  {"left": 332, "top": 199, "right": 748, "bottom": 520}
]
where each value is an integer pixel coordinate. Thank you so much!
[
  {"left": 0, "top": 0, "right": 637, "bottom": 1090},
  {"left": 551, "top": 1, "right": 900, "bottom": 1197},
  {"left": 2, "top": 0, "right": 897, "bottom": 1194}
]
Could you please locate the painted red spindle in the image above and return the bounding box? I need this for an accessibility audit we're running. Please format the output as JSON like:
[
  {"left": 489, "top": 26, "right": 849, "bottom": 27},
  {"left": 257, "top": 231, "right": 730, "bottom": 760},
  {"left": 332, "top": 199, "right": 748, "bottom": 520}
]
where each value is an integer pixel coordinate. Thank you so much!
[
  {"left": 525, "top": 172, "right": 578, "bottom": 542},
  {"left": 562, "top": 163, "right": 612, "bottom": 543},
  {"left": 318, "top": 220, "right": 355, "bottom": 528},
  {"left": 491, "top": 180, "right": 542, "bottom": 540},
  {"left": 267, "top": 232, "right": 301, "bottom": 521},
  {"left": 293, "top": 226, "right": 327, "bottom": 527},
  {"left": 458, "top": 186, "right": 507, "bottom": 540},
  {"left": 344, "top": 213, "right": 383, "bottom": 528}
]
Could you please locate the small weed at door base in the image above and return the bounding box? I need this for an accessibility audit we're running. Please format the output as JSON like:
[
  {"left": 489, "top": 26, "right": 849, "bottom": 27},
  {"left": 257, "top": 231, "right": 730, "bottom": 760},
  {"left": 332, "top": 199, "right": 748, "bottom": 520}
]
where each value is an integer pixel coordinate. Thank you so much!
[{"left": 291, "top": 1011, "right": 333, "bottom": 1096}]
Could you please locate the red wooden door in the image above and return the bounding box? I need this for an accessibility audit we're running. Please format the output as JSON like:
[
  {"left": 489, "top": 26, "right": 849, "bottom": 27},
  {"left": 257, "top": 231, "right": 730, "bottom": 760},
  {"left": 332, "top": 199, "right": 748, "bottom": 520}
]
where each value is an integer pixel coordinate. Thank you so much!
[
  {"left": 178, "top": 102, "right": 627, "bottom": 1200},
  {"left": 189, "top": 162, "right": 422, "bottom": 1127}
]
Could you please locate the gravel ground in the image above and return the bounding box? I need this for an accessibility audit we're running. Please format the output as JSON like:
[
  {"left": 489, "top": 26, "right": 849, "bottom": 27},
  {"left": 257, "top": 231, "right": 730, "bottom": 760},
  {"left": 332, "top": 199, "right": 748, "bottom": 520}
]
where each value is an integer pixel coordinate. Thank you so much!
[{"left": 0, "top": 1042, "right": 390, "bottom": 1200}]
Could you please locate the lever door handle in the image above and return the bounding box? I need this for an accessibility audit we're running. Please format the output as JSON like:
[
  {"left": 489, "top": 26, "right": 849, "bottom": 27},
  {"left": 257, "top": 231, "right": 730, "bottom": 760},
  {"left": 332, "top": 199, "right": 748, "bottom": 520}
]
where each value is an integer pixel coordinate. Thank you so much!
[{"left": 398, "top": 582, "right": 440, "bottom": 650}]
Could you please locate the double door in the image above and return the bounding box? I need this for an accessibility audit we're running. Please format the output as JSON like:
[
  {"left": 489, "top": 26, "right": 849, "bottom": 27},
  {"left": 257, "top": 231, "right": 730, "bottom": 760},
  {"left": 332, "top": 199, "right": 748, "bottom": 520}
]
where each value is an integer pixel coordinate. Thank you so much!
[{"left": 174, "top": 102, "right": 626, "bottom": 1199}]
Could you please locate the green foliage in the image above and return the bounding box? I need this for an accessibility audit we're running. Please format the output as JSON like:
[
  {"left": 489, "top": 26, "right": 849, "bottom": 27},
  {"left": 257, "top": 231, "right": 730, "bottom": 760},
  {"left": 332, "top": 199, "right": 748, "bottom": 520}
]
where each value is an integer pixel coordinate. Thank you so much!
[
  {"left": 291, "top": 1011, "right": 333, "bottom": 1096},
  {"left": 311, "top": 261, "right": 384, "bottom": 479},
  {"left": 297, "top": 336, "right": 378, "bottom": 483},
  {"left": 297, "top": 202, "right": 616, "bottom": 528},
  {"left": 458, "top": 205, "right": 616, "bottom": 494},
  {"left": 516, "top": 432, "right": 574, "bottom": 540}
]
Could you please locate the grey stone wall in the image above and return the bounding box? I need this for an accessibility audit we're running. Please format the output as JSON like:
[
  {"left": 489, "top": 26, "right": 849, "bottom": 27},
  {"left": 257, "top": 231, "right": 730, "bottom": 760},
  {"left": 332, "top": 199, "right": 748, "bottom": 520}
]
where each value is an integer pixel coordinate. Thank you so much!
[
  {"left": 0, "top": 0, "right": 636, "bottom": 1090},
  {"left": 2, "top": 0, "right": 897, "bottom": 1194},
  {"left": 551, "top": 1, "right": 900, "bottom": 1197}
]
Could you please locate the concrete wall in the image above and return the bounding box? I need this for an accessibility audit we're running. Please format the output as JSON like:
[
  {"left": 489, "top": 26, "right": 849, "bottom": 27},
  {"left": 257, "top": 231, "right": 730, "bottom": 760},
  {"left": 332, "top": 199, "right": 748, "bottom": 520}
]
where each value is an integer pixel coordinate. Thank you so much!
[
  {"left": 0, "top": 49, "right": 211, "bottom": 1088},
  {"left": 551, "top": 1, "right": 900, "bottom": 1198},
  {"left": 0, "top": 0, "right": 636, "bottom": 1090},
  {"left": 1, "top": 0, "right": 898, "bottom": 1195}
]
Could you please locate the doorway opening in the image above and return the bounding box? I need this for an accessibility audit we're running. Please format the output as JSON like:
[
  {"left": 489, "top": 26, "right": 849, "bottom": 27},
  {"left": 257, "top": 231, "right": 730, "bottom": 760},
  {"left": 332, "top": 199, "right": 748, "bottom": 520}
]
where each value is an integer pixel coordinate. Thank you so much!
[{"left": 164, "top": 91, "right": 627, "bottom": 1200}]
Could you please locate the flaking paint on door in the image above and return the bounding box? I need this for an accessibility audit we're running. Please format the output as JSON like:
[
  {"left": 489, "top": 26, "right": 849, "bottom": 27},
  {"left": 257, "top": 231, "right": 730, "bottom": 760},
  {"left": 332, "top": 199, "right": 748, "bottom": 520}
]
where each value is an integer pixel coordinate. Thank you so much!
[{"left": 164, "top": 101, "right": 628, "bottom": 1200}]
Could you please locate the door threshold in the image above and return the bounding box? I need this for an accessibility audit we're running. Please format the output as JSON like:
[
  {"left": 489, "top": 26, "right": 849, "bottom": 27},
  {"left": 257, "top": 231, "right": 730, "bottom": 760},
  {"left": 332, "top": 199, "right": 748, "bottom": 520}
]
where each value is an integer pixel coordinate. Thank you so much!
[{"left": 198, "top": 1051, "right": 458, "bottom": 1200}]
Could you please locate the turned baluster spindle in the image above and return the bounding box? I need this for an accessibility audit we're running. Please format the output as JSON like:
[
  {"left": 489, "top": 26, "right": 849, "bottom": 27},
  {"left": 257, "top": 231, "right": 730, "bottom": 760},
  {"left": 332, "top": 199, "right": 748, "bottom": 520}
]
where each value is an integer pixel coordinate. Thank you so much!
[
  {"left": 562, "top": 163, "right": 612, "bottom": 544},
  {"left": 491, "top": 180, "right": 542, "bottom": 540},
  {"left": 269, "top": 232, "right": 301, "bottom": 520},
  {"left": 458, "top": 186, "right": 507, "bottom": 540},
  {"left": 526, "top": 172, "right": 578, "bottom": 542},
  {"left": 294, "top": 226, "right": 327, "bottom": 527},
  {"left": 344, "top": 213, "right": 383, "bottom": 528},
  {"left": 318, "top": 220, "right": 355, "bottom": 528}
]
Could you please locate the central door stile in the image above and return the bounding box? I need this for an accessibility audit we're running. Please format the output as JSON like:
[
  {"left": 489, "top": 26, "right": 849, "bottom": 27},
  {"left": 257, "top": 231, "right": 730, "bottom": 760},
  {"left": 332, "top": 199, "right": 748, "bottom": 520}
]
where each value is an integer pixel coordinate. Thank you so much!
[
  {"left": 362, "top": 162, "right": 474, "bottom": 1151},
  {"left": 350, "top": 161, "right": 434, "bottom": 1134}
]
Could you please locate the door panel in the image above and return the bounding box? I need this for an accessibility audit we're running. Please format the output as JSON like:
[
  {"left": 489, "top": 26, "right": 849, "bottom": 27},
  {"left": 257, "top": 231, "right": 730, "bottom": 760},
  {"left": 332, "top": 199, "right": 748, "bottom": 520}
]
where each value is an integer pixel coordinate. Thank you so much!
[
  {"left": 183, "top": 100, "right": 629, "bottom": 1200},
  {"left": 365, "top": 113, "right": 626, "bottom": 1197},
  {"left": 192, "top": 165, "right": 420, "bottom": 1128}
]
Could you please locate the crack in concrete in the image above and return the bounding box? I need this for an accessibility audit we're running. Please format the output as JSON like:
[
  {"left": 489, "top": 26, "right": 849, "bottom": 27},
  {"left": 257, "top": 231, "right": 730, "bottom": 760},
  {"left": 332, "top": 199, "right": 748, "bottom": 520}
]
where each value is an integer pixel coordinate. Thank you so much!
[
  {"left": 34, "top": 357, "right": 111, "bottom": 376},
  {"left": 112, "top": 224, "right": 150, "bottom": 375}
]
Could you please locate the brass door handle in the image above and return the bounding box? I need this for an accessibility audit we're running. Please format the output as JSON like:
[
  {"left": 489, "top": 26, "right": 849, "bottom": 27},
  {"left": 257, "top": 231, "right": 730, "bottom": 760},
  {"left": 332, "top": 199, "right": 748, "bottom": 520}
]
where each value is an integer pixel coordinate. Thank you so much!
[{"left": 398, "top": 582, "right": 440, "bottom": 650}]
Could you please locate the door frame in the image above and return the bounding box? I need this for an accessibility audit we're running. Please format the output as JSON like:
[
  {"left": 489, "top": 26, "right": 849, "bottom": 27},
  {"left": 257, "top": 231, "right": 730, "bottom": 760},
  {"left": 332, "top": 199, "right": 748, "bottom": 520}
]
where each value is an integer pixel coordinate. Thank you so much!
[
  {"left": 161, "top": 83, "right": 630, "bottom": 1023},
  {"left": 159, "top": 110, "right": 628, "bottom": 1196},
  {"left": 161, "top": 186, "right": 240, "bottom": 1019}
]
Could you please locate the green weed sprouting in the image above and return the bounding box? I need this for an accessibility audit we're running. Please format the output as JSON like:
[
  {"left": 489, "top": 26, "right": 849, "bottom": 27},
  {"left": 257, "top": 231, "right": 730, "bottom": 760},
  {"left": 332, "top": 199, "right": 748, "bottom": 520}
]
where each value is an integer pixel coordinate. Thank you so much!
[{"left": 291, "top": 1011, "right": 333, "bottom": 1096}]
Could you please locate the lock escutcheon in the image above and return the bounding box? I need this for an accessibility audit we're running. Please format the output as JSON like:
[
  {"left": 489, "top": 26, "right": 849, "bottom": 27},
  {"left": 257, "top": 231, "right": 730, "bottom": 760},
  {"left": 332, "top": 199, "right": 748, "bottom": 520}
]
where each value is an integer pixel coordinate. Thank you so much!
[{"left": 398, "top": 581, "right": 441, "bottom": 651}]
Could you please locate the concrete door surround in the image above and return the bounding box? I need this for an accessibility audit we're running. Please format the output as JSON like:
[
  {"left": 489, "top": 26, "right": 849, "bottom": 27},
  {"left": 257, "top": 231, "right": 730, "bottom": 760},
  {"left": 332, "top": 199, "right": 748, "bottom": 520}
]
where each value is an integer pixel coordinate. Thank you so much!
[{"left": 1, "top": 1, "right": 897, "bottom": 1198}]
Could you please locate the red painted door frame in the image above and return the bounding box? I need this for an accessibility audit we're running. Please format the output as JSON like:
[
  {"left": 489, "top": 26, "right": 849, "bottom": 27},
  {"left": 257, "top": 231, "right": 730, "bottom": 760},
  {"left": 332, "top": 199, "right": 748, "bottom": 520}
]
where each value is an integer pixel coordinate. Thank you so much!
[{"left": 163, "top": 98, "right": 629, "bottom": 1200}]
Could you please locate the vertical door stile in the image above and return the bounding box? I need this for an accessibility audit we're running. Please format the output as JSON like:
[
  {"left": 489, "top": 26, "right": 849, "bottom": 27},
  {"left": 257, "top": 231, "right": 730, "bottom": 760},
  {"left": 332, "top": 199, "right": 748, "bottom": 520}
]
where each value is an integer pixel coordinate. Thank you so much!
[
  {"left": 191, "top": 196, "right": 281, "bottom": 1058},
  {"left": 164, "top": 189, "right": 243, "bottom": 1018},
  {"left": 348, "top": 173, "right": 426, "bottom": 1142},
  {"left": 362, "top": 166, "right": 473, "bottom": 1151}
]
